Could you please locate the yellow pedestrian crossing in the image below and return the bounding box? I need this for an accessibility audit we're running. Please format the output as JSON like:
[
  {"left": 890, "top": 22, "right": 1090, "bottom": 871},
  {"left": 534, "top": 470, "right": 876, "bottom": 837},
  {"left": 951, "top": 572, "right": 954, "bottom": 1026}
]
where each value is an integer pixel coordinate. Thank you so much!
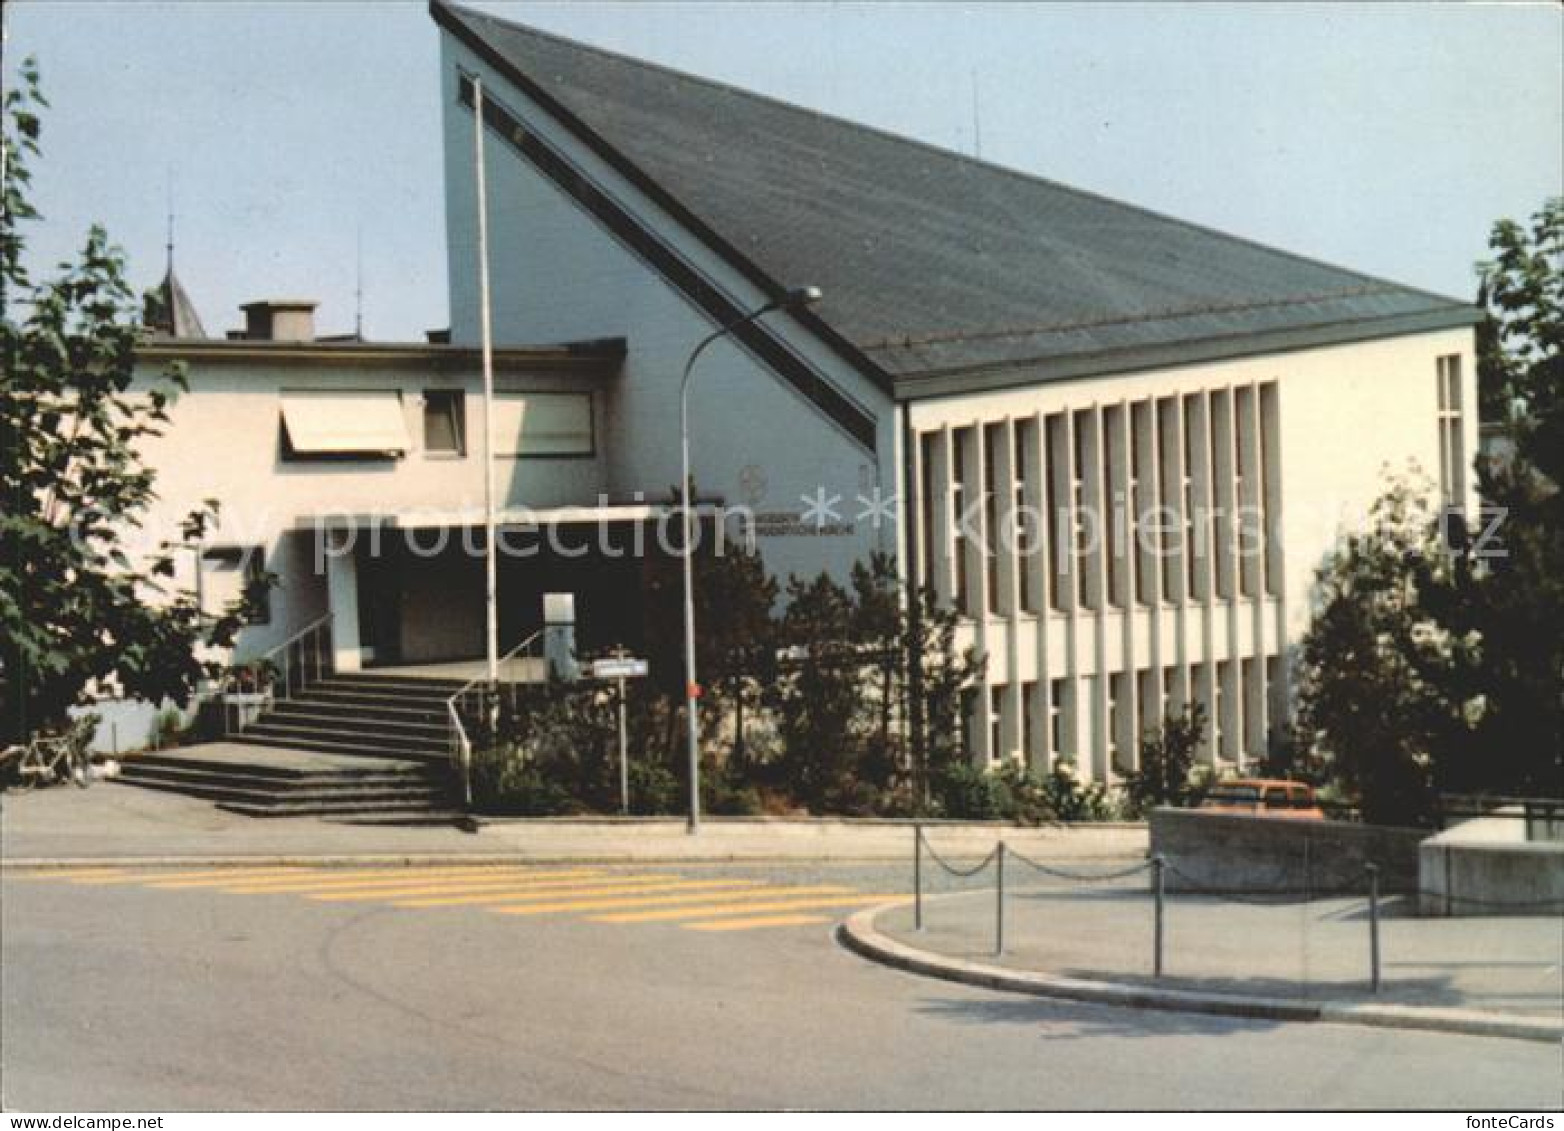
[
  {"left": 594, "top": 894, "right": 910, "bottom": 923},
  {"left": 308, "top": 876, "right": 749, "bottom": 903},
  {"left": 212, "top": 868, "right": 604, "bottom": 895},
  {"left": 396, "top": 878, "right": 767, "bottom": 909},
  {"left": 486, "top": 884, "right": 852, "bottom": 916},
  {"left": 14, "top": 864, "right": 891, "bottom": 934}
]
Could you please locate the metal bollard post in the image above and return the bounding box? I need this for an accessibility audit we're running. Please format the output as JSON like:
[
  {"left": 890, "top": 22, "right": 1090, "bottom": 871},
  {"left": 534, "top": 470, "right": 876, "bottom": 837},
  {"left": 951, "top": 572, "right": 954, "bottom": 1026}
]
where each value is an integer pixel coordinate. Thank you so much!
[
  {"left": 1153, "top": 854, "right": 1166, "bottom": 979},
  {"left": 913, "top": 823, "right": 923, "bottom": 932},
  {"left": 1366, "top": 862, "right": 1381, "bottom": 994},
  {"left": 995, "top": 842, "right": 1006, "bottom": 957}
]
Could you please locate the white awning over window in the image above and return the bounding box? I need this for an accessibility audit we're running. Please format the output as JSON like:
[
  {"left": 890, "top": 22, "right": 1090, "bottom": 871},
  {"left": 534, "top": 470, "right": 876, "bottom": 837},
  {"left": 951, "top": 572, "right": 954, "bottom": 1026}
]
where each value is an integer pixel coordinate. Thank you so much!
[
  {"left": 492, "top": 393, "right": 593, "bottom": 456},
  {"left": 281, "top": 390, "right": 410, "bottom": 455}
]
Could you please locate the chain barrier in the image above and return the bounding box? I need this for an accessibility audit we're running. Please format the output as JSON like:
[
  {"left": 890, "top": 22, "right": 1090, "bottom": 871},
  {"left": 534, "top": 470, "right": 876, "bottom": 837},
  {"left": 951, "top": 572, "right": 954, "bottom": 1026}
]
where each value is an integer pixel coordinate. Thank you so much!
[
  {"left": 1003, "top": 846, "right": 1155, "bottom": 883},
  {"left": 916, "top": 828, "right": 1000, "bottom": 879},
  {"left": 908, "top": 831, "right": 1562, "bottom": 988}
]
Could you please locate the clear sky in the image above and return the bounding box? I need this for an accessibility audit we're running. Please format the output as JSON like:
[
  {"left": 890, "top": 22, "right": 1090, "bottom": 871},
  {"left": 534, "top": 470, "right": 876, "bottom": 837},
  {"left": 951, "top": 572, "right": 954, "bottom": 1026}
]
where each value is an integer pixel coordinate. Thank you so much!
[{"left": 5, "top": 1, "right": 1560, "bottom": 343}]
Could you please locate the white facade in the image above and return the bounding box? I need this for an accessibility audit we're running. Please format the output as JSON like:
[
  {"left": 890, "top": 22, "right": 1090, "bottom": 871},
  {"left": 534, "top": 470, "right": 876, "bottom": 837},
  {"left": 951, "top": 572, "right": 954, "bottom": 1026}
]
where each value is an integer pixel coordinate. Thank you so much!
[
  {"left": 128, "top": 339, "right": 621, "bottom": 671},
  {"left": 439, "top": 36, "right": 898, "bottom": 587},
  {"left": 906, "top": 327, "right": 1478, "bottom": 779}
]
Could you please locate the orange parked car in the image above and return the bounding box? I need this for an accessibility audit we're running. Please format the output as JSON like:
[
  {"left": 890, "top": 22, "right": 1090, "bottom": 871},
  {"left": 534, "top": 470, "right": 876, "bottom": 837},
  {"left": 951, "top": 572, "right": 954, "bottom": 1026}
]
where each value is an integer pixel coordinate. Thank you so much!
[{"left": 1198, "top": 778, "right": 1325, "bottom": 819}]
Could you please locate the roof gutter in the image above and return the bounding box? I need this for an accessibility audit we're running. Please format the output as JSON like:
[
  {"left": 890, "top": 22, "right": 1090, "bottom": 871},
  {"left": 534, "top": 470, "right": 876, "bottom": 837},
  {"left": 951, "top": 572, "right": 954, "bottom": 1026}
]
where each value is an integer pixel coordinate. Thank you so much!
[{"left": 891, "top": 304, "right": 1482, "bottom": 402}]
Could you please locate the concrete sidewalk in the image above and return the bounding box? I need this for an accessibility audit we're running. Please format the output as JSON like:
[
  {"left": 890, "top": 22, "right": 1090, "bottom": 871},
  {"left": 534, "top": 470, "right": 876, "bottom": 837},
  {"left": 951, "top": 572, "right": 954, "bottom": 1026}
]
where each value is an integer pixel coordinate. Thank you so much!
[
  {"left": 0, "top": 780, "right": 1145, "bottom": 864},
  {"left": 853, "top": 873, "right": 1564, "bottom": 1040}
]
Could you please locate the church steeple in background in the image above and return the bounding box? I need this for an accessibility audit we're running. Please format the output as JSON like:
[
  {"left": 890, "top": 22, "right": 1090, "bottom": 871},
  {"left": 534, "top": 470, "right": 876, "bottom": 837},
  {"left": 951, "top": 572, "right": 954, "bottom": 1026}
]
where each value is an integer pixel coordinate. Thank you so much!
[{"left": 143, "top": 173, "right": 207, "bottom": 340}]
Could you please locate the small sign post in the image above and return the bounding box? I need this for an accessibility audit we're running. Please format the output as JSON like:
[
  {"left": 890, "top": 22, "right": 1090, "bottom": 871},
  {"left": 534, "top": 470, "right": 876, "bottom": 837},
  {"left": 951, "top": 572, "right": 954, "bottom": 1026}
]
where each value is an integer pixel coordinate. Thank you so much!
[{"left": 588, "top": 652, "right": 650, "bottom": 814}]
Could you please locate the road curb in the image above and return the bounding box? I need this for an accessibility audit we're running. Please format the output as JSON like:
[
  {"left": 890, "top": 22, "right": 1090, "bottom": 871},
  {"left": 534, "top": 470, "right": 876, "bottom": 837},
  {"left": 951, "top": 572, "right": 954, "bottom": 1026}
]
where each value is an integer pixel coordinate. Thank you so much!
[{"left": 838, "top": 900, "right": 1564, "bottom": 1045}]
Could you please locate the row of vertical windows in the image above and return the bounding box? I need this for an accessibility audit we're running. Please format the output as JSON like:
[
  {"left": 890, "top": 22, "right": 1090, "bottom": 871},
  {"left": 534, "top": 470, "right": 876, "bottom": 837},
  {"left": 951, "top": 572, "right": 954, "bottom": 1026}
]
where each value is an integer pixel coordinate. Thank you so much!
[
  {"left": 915, "top": 382, "right": 1282, "bottom": 619},
  {"left": 980, "top": 655, "right": 1280, "bottom": 771}
]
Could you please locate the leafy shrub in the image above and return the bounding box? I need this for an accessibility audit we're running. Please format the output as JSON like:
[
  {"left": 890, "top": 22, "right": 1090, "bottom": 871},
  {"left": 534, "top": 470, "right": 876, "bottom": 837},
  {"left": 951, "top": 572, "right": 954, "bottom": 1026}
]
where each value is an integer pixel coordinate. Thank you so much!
[
  {"left": 1121, "top": 704, "right": 1207, "bottom": 818},
  {"left": 470, "top": 745, "right": 579, "bottom": 816},
  {"left": 932, "top": 760, "right": 1009, "bottom": 820},
  {"left": 1036, "top": 761, "right": 1119, "bottom": 822}
]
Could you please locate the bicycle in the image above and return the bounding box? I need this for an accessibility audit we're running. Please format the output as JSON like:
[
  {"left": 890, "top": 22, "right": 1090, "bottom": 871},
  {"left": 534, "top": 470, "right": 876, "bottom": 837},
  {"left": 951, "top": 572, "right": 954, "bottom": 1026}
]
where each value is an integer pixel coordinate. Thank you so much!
[{"left": 0, "top": 723, "right": 94, "bottom": 792}]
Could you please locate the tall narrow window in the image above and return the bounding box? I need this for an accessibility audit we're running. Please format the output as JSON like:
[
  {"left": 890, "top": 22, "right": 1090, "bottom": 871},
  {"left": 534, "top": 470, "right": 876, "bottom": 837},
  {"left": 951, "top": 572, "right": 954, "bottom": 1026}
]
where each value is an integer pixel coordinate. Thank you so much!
[
  {"left": 990, "top": 684, "right": 1006, "bottom": 761},
  {"left": 952, "top": 428, "right": 970, "bottom": 616},
  {"left": 919, "top": 431, "right": 937, "bottom": 595},
  {"left": 983, "top": 422, "right": 1003, "bottom": 615},
  {"left": 1014, "top": 418, "right": 1040, "bottom": 613},
  {"left": 1182, "top": 395, "right": 1199, "bottom": 599},
  {"left": 1103, "top": 406, "right": 1126, "bottom": 609},
  {"left": 1437, "top": 355, "right": 1466, "bottom": 511},
  {"left": 1021, "top": 680, "right": 1037, "bottom": 764},
  {"left": 1073, "top": 410, "right": 1091, "bottom": 607},
  {"left": 1049, "top": 679, "right": 1067, "bottom": 757},
  {"left": 1046, "top": 414, "right": 1068, "bottom": 612},
  {"left": 422, "top": 390, "right": 465, "bottom": 456}
]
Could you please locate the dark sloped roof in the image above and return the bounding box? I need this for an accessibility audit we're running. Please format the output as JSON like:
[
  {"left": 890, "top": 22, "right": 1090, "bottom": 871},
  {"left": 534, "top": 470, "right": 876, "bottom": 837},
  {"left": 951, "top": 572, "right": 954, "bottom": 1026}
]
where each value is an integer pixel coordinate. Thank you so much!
[{"left": 436, "top": 2, "right": 1477, "bottom": 391}]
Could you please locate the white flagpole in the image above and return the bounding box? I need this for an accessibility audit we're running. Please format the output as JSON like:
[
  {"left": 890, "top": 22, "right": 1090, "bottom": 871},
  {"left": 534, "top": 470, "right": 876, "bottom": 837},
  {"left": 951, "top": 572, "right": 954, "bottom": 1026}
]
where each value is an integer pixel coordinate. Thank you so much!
[{"left": 474, "top": 77, "right": 499, "bottom": 690}]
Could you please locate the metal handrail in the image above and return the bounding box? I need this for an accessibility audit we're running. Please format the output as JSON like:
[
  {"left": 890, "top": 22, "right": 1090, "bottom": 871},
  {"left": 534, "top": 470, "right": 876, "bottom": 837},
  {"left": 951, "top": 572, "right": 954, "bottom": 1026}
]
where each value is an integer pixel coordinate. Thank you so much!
[
  {"left": 256, "top": 613, "right": 334, "bottom": 704},
  {"left": 446, "top": 629, "right": 545, "bottom": 808}
]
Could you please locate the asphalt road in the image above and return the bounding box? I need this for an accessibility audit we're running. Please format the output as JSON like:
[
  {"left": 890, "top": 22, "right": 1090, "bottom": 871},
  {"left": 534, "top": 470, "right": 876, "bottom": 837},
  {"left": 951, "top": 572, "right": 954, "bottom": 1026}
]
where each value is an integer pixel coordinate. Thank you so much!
[{"left": 2, "top": 862, "right": 1559, "bottom": 1111}]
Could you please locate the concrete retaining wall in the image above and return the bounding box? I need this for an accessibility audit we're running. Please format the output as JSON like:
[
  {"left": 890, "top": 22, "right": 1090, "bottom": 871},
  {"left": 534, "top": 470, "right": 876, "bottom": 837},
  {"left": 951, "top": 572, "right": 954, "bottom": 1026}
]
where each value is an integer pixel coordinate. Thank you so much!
[
  {"left": 1149, "top": 808, "right": 1424, "bottom": 894},
  {"left": 1419, "top": 810, "right": 1564, "bottom": 917}
]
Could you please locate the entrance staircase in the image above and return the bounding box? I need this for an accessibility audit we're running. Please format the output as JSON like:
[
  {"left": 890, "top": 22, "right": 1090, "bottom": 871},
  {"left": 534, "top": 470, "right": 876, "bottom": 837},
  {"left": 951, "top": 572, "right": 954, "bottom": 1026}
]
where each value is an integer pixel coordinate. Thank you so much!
[{"left": 117, "top": 673, "right": 468, "bottom": 820}]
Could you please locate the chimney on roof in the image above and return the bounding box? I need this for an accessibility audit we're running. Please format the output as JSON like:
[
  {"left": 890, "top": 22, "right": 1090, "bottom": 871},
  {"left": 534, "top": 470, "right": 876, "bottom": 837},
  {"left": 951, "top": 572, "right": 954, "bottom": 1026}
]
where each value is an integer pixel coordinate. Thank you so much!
[{"left": 241, "top": 299, "right": 318, "bottom": 342}]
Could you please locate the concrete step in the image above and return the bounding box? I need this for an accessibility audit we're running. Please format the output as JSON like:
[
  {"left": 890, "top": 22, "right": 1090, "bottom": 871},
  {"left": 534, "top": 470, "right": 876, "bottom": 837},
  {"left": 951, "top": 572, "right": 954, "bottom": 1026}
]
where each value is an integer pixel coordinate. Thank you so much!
[
  {"left": 291, "top": 689, "right": 453, "bottom": 714},
  {"left": 241, "top": 722, "right": 449, "bottom": 758},
  {"left": 267, "top": 703, "right": 452, "bottom": 733},
  {"left": 122, "top": 752, "right": 439, "bottom": 783},
  {"left": 116, "top": 774, "right": 450, "bottom": 809},
  {"left": 233, "top": 732, "right": 449, "bottom": 765},
  {"left": 116, "top": 747, "right": 455, "bottom": 818},
  {"left": 217, "top": 797, "right": 464, "bottom": 819}
]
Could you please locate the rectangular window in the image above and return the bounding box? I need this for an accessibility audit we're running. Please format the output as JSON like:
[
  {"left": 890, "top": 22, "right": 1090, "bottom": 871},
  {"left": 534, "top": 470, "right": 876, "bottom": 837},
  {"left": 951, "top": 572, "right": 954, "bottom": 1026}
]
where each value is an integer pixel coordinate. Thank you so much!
[
  {"left": 1157, "top": 397, "right": 1182, "bottom": 603},
  {"left": 1437, "top": 355, "right": 1466, "bottom": 510},
  {"left": 983, "top": 421, "right": 1003, "bottom": 615},
  {"left": 1183, "top": 395, "right": 1199, "bottom": 600},
  {"left": 492, "top": 392, "right": 593, "bottom": 457},
  {"left": 1049, "top": 679, "right": 1067, "bottom": 757},
  {"left": 1109, "top": 672, "right": 1127, "bottom": 773},
  {"left": 1103, "top": 405, "right": 1126, "bottom": 609},
  {"left": 422, "top": 390, "right": 466, "bottom": 456},
  {"left": 280, "top": 389, "right": 409, "bottom": 459},
  {"left": 1021, "top": 680, "right": 1037, "bottom": 764},
  {"left": 990, "top": 684, "right": 1005, "bottom": 761},
  {"left": 1014, "top": 418, "right": 1040, "bottom": 614},
  {"left": 919, "top": 431, "right": 937, "bottom": 597},
  {"left": 1046, "top": 414, "right": 1068, "bottom": 612},
  {"left": 952, "top": 428, "right": 970, "bottom": 616},
  {"left": 1073, "top": 410, "right": 1091, "bottom": 607},
  {"left": 202, "top": 545, "right": 269, "bottom": 625},
  {"left": 1208, "top": 389, "right": 1234, "bottom": 600}
]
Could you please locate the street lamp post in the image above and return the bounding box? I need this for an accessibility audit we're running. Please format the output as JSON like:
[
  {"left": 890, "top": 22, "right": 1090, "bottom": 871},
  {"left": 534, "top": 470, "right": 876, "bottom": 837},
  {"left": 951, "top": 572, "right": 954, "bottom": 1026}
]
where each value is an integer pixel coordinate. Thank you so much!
[{"left": 679, "top": 285, "right": 822, "bottom": 833}]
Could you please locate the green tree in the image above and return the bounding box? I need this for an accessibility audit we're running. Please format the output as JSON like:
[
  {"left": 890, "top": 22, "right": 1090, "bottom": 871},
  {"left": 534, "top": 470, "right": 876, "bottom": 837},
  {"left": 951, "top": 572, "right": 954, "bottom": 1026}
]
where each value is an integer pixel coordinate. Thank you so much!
[
  {"left": 1, "top": 60, "right": 259, "bottom": 743},
  {"left": 1295, "top": 477, "right": 1482, "bottom": 825},
  {"left": 772, "top": 571, "right": 862, "bottom": 811},
  {"left": 1468, "top": 197, "right": 1564, "bottom": 794},
  {"left": 636, "top": 495, "right": 779, "bottom": 766}
]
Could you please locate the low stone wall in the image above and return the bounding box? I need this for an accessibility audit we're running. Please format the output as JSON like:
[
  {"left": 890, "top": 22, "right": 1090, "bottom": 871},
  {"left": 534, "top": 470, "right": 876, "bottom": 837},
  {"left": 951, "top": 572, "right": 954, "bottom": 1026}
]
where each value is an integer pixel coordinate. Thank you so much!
[
  {"left": 1149, "top": 808, "right": 1424, "bottom": 895},
  {"left": 1419, "top": 810, "right": 1564, "bottom": 917}
]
